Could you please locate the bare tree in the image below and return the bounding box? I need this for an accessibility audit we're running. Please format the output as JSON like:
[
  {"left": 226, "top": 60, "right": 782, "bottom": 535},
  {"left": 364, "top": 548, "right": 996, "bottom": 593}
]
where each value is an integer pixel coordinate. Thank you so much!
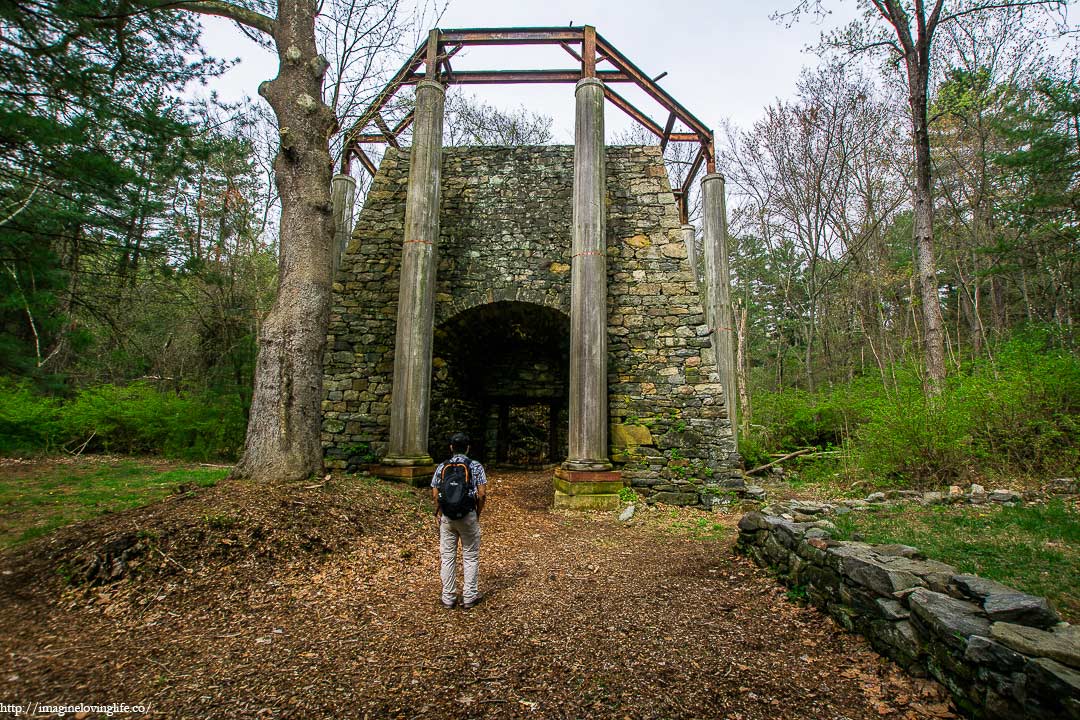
[
  {"left": 779, "top": 0, "right": 1069, "bottom": 392},
  {"left": 443, "top": 92, "right": 554, "bottom": 146}
]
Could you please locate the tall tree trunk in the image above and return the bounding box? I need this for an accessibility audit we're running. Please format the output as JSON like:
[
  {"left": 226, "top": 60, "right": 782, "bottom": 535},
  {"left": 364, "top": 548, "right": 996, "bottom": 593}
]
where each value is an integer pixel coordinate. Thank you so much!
[
  {"left": 232, "top": 0, "right": 337, "bottom": 482},
  {"left": 736, "top": 303, "right": 751, "bottom": 438},
  {"left": 907, "top": 58, "right": 946, "bottom": 391}
]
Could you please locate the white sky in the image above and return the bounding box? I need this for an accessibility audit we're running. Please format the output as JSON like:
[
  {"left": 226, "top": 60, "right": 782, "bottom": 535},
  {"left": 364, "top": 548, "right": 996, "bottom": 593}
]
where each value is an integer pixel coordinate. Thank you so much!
[{"left": 196, "top": 0, "right": 863, "bottom": 142}]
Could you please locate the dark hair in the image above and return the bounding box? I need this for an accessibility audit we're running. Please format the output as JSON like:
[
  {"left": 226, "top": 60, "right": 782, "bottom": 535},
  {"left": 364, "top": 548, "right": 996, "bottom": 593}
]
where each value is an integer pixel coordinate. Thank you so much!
[{"left": 449, "top": 432, "right": 470, "bottom": 452}]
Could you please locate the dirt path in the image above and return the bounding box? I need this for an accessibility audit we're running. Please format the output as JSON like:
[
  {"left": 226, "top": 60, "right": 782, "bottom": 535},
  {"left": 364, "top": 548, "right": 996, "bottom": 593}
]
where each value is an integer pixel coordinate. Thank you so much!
[{"left": 0, "top": 469, "right": 955, "bottom": 719}]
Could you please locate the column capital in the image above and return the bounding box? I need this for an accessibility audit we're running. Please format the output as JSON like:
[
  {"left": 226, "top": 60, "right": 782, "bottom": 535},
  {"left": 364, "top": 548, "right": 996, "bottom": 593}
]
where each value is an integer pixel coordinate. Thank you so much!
[
  {"left": 575, "top": 76, "right": 605, "bottom": 93},
  {"left": 702, "top": 172, "right": 726, "bottom": 185},
  {"left": 416, "top": 78, "right": 445, "bottom": 95}
]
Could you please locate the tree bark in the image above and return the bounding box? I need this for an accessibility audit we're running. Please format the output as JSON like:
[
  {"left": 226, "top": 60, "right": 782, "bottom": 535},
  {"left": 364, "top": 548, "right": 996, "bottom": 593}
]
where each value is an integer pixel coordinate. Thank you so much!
[
  {"left": 229, "top": 0, "right": 337, "bottom": 482},
  {"left": 906, "top": 51, "right": 947, "bottom": 391}
]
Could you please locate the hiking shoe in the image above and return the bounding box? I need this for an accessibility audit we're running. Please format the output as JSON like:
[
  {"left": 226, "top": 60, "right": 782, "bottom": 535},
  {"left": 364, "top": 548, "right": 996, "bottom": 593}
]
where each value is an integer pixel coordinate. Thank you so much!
[
  {"left": 441, "top": 599, "right": 456, "bottom": 610},
  {"left": 462, "top": 594, "right": 484, "bottom": 610}
]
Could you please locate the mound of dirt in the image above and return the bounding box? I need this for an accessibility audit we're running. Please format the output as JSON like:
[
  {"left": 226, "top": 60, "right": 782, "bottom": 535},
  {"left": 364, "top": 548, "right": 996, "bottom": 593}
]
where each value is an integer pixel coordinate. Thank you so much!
[{"left": 0, "top": 474, "right": 426, "bottom": 600}]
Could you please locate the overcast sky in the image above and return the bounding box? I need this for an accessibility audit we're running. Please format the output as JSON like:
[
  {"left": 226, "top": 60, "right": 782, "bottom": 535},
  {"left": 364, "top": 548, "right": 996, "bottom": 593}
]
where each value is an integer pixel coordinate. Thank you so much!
[{"left": 197, "top": 0, "right": 863, "bottom": 142}]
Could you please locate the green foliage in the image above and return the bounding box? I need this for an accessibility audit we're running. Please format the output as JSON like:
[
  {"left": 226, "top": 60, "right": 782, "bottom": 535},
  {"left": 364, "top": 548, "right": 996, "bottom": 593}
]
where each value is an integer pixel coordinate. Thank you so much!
[
  {"left": 0, "top": 378, "right": 245, "bottom": 460},
  {"left": 854, "top": 330, "right": 1079, "bottom": 484},
  {"left": 617, "top": 486, "right": 637, "bottom": 504},
  {"left": 748, "top": 328, "right": 1080, "bottom": 486},
  {"left": 0, "top": 458, "right": 228, "bottom": 548},
  {"left": 785, "top": 584, "right": 808, "bottom": 604}
]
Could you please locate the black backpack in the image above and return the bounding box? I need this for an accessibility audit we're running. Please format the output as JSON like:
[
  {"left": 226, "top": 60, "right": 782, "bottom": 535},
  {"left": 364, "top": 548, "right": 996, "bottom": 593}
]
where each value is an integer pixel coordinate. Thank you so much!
[{"left": 437, "top": 457, "right": 476, "bottom": 520}]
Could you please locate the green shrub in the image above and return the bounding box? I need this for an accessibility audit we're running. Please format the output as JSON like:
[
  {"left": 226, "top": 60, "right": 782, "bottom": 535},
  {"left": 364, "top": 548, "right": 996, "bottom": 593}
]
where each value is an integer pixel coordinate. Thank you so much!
[
  {"left": 747, "top": 328, "right": 1080, "bottom": 487},
  {"left": 0, "top": 379, "right": 62, "bottom": 453},
  {"left": 0, "top": 379, "right": 245, "bottom": 460}
]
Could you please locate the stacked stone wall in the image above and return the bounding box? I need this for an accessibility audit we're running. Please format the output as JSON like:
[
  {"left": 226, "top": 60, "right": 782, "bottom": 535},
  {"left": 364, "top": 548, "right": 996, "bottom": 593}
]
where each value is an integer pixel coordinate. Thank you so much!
[
  {"left": 737, "top": 512, "right": 1080, "bottom": 719},
  {"left": 323, "top": 145, "right": 739, "bottom": 494}
]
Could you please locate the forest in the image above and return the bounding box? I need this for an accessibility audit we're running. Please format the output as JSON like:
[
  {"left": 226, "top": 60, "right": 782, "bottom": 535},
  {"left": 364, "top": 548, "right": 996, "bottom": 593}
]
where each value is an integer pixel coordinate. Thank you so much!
[{"left": 0, "top": 0, "right": 1077, "bottom": 488}]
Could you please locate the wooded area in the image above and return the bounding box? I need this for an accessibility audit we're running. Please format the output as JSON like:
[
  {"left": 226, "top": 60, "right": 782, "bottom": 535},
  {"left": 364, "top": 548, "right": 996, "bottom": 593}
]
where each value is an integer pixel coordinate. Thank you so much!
[{"left": 0, "top": 0, "right": 1077, "bottom": 485}]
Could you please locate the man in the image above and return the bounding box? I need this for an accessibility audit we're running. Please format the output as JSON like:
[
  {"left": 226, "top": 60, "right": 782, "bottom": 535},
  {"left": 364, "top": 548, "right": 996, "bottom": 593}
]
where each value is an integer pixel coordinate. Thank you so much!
[{"left": 431, "top": 432, "right": 487, "bottom": 610}]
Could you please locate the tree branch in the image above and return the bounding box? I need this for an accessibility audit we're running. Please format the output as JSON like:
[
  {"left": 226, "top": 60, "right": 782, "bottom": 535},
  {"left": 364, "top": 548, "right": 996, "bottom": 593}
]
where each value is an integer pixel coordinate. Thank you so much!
[{"left": 149, "top": 1, "right": 275, "bottom": 36}]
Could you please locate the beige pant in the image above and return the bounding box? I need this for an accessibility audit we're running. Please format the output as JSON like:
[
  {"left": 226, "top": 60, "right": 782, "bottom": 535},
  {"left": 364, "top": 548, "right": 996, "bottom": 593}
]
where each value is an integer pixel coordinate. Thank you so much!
[{"left": 439, "top": 511, "right": 481, "bottom": 605}]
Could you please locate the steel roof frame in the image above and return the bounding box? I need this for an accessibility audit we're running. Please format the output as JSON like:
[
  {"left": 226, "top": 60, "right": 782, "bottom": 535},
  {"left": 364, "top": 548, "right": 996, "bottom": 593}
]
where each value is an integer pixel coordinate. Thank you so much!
[{"left": 341, "top": 26, "right": 715, "bottom": 224}]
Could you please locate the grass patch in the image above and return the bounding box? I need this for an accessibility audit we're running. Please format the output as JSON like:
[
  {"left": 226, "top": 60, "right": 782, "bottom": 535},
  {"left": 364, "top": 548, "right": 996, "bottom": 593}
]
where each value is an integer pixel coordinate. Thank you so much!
[
  {"left": 831, "top": 500, "right": 1080, "bottom": 622},
  {"left": 0, "top": 458, "right": 229, "bottom": 548},
  {"left": 665, "top": 513, "right": 731, "bottom": 542}
]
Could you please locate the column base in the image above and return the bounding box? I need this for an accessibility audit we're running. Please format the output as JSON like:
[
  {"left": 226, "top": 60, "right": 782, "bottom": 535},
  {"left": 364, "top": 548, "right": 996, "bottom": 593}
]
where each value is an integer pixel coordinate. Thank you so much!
[
  {"left": 372, "top": 462, "right": 436, "bottom": 488},
  {"left": 552, "top": 467, "right": 623, "bottom": 511},
  {"left": 561, "top": 458, "right": 614, "bottom": 472}
]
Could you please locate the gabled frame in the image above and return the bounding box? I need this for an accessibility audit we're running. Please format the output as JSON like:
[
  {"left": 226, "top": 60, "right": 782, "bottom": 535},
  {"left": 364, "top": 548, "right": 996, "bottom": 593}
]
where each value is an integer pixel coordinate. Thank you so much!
[{"left": 340, "top": 26, "right": 715, "bottom": 224}]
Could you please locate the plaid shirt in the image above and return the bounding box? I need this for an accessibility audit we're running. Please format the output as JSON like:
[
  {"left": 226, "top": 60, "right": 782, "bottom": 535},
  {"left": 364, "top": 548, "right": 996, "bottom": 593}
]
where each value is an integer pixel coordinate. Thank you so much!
[{"left": 430, "top": 454, "right": 487, "bottom": 497}]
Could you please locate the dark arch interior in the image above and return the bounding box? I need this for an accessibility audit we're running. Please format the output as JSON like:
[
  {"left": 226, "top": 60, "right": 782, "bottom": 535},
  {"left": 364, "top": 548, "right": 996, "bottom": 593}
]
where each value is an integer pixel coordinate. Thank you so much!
[{"left": 429, "top": 301, "right": 570, "bottom": 467}]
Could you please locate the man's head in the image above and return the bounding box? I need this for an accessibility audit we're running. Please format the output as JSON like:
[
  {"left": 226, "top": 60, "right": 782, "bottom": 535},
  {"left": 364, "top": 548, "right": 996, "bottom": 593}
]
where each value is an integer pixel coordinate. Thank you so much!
[{"left": 449, "top": 432, "right": 470, "bottom": 454}]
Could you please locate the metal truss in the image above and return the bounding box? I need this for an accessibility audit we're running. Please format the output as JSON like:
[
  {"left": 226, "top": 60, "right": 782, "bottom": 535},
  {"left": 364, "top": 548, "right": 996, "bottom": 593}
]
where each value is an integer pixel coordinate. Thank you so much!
[{"left": 341, "top": 26, "right": 715, "bottom": 224}]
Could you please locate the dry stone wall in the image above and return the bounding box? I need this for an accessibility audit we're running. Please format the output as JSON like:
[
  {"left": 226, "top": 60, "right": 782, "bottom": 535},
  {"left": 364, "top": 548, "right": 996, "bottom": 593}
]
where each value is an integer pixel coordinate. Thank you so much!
[
  {"left": 323, "top": 145, "right": 739, "bottom": 494},
  {"left": 737, "top": 511, "right": 1080, "bottom": 719}
]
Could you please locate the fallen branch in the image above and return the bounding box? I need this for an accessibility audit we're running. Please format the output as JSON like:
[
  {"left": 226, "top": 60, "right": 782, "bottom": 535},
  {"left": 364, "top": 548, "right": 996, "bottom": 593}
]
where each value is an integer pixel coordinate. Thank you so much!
[
  {"left": 65, "top": 431, "right": 96, "bottom": 457},
  {"left": 744, "top": 447, "right": 816, "bottom": 476}
]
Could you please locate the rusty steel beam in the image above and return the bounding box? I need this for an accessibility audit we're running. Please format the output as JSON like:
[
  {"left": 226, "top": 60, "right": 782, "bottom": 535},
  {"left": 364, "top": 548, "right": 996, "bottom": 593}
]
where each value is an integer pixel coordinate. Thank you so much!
[
  {"left": 583, "top": 25, "right": 596, "bottom": 78},
  {"left": 354, "top": 146, "right": 378, "bottom": 176},
  {"left": 374, "top": 114, "right": 399, "bottom": 149},
  {"left": 559, "top": 41, "right": 582, "bottom": 63},
  {"left": 342, "top": 42, "right": 426, "bottom": 152},
  {"left": 425, "top": 29, "right": 439, "bottom": 77},
  {"left": 604, "top": 86, "right": 663, "bottom": 137},
  {"left": 680, "top": 144, "right": 708, "bottom": 201},
  {"left": 342, "top": 26, "right": 715, "bottom": 190},
  {"left": 393, "top": 111, "right": 414, "bottom": 136},
  {"left": 440, "top": 43, "right": 462, "bottom": 82},
  {"left": 439, "top": 27, "right": 584, "bottom": 45},
  {"left": 594, "top": 33, "right": 711, "bottom": 142},
  {"left": 408, "top": 69, "right": 630, "bottom": 84},
  {"left": 660, "top": 112, "right": 677, "bottom": 152}
]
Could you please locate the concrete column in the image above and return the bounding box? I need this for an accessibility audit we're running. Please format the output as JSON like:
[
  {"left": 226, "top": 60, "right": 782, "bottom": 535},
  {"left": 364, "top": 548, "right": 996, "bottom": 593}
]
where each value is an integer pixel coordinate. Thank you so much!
[
  {"left": 384, "top": 79, "right": 444, "bottom": 466},
  {"left": 702, "top": 173, "right": 738, "bottom": 446},
  {"left": 681, "top": 223, "right": 699, "bottom": 288},
  {"left": 564, "top": 77, "right": 612, "bottom": 472},
  {"left": 331, "top": 173, "right": 357, "bottom": 276}
]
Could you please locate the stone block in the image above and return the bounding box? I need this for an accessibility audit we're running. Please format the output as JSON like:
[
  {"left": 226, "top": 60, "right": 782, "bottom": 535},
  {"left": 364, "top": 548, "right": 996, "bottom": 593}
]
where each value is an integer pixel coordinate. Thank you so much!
[
  {"left": 651, "top": 491, "right": 699, "bottom": 506},
  {"left": 737, "top": 511, "right": 767, "bottom": 533},
  {"left": 1023, "top": 657, "right": 1080, "bottom": 720},
  {"left": 908, "top": 588, "right": 991, "bottom": 650},
  {"left": 992, "top": 622, "right": 1080, "bottom": 669},
  {"left": 984, "top": 593, "right": 1060, "bottom": 629},
  {"left": 610, "top": 423, "right": 654, "bottom": 448},
  {"left": 965, "top": 635, "right": 1026, "bottom": 672},
  {"left": 876, "top": 598, "right": 911, "bottom": 621},
  {"left": 553, "top": 490, "right": 620, "bottom": 511},
  {"left": 551, "top": 475, "right": 625, "bottom": 497},
  {"left": 951, "top": 573, "right": 1016, "bottom": 602}
]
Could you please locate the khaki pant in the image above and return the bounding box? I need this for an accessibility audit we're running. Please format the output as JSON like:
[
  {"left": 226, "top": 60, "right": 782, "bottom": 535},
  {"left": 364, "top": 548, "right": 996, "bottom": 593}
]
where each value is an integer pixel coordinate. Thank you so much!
[{"left": 439, "top": 511, "right": 481, "bottom": 605}]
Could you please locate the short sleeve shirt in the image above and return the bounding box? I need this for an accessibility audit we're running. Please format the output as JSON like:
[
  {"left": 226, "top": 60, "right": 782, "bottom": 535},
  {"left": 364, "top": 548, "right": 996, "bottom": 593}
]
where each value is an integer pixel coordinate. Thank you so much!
[{"left": 431, "top": 454, "right": 487, "bottom": 497}]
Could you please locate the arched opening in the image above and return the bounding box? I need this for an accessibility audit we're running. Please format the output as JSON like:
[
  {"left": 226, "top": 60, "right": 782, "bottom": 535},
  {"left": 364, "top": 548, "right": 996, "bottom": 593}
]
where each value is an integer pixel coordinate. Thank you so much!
[{"left": 429, "top": 301, "right": 570, "bottom": 467}]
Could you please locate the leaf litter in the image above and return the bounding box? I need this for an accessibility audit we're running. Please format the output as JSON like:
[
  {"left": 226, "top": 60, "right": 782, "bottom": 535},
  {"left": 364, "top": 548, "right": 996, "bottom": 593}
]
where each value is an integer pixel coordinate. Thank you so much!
[{"left": 0, "top": 469, "right": 956, "bottom": 719}]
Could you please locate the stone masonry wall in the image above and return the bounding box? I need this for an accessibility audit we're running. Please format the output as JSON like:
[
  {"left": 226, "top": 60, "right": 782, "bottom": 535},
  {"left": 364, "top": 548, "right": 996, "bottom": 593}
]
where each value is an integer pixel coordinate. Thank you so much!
[
  {"left": 737, "top": 512, "right": 1080, "bottom": 719},
  {"left": 323, "top": 145, "right": 740, "bottom": 495}
]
